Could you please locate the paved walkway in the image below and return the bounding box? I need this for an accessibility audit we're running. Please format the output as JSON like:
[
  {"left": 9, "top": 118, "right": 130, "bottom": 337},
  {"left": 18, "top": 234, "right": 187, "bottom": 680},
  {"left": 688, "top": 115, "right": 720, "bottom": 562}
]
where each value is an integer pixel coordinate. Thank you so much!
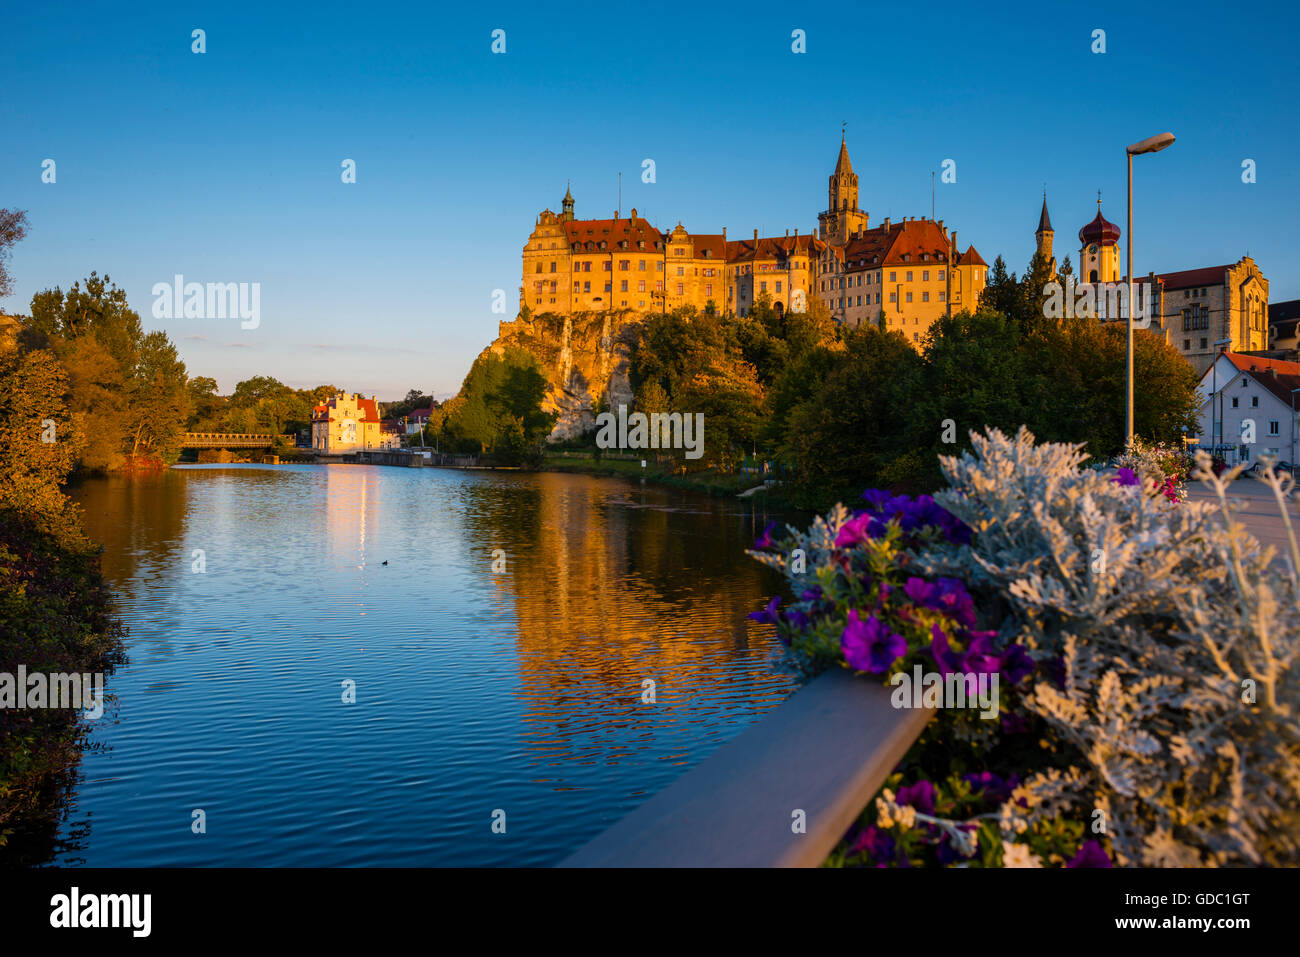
[{"left": 1185, "top": 478, "right": 1298, "bottom": 564}]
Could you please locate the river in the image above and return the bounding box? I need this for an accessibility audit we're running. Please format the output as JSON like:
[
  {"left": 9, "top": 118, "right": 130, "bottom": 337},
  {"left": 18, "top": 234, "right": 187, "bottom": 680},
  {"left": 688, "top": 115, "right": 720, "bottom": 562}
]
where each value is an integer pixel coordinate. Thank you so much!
[{"left": 54, "top": 464, "right": 799, "bottom": 866}]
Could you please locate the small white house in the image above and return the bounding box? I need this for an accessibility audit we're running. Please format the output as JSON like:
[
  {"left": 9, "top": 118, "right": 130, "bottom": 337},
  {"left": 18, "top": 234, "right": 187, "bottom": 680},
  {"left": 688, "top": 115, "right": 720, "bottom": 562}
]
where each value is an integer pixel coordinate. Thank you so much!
[{"left": 1194, "top": 353, "right": 1300, "bottom": 465}]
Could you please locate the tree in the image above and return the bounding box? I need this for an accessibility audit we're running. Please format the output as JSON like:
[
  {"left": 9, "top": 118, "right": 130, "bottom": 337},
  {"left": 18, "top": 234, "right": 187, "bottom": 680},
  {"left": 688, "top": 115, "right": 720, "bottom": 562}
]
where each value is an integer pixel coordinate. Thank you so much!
[
  {"left": 779, "top": 327, "right": 923, "bottom": 506},
  {"left": 0, "top": 209, "right": 28, "bottom": 301}
]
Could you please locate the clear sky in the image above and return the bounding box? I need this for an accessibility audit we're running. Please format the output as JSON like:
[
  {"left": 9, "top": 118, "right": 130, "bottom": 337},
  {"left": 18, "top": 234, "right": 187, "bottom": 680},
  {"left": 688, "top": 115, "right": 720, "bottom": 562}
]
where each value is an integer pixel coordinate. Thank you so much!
[{"left": 4, "top": 0, "right": 1298, "bottom": 399}]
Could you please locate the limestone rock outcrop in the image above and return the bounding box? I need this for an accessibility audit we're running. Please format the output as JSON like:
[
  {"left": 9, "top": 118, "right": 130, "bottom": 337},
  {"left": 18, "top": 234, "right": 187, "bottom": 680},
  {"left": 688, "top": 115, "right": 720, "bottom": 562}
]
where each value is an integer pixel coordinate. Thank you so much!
[{"left": 483, "top": 309, "right": 644, "bottom": 441}]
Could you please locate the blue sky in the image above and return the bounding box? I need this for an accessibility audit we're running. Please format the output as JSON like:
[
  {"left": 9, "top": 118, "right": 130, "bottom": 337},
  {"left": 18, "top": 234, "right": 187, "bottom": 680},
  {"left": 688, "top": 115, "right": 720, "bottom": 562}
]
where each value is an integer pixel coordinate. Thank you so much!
[{"left": 3, "top": 0, "right": 1298, "bottom": 399}]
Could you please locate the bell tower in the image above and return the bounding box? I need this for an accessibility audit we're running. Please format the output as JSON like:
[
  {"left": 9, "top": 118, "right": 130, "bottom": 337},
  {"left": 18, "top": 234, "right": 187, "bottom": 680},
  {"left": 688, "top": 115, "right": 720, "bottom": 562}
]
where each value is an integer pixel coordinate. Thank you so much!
[
  {"left": 1035, "top": 191, "right": 1055, "bottom": 273},
  {"left": 818, "top": 130, "right": 869, "bottom": 246}
]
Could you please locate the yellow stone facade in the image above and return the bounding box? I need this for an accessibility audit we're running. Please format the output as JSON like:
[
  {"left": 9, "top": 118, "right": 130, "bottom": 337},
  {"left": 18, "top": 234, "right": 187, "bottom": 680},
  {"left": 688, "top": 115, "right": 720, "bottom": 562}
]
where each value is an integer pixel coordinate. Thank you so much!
[
  {"left": 520, "top": 135, "right": 986, "bottom": 341},
  {"left": 311, "top": 392, "right": 383, "bottom": 453}
]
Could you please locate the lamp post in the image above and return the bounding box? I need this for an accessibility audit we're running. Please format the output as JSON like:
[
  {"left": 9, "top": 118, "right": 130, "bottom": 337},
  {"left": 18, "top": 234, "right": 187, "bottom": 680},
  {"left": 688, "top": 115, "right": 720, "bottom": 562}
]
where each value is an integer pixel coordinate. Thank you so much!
[{"left": 1125, "top": 131, "right": 1175, "bottom": 446}]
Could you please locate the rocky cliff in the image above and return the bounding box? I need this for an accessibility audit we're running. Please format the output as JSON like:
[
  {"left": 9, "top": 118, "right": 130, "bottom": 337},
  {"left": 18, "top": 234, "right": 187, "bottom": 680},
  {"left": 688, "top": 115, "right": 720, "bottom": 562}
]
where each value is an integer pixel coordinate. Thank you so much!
[{"left": 482, "top": 309, "right": 644, "bottom": 440}]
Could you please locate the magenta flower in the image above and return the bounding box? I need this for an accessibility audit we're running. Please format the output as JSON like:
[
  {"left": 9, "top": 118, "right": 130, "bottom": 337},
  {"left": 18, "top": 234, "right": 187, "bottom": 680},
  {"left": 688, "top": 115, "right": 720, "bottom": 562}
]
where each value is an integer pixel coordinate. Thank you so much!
[
  {"left": 848, "top": 825, "right": 896, "bottom": 863},
  {"left": 754, "top": 520, "right": 777, "bottom": 549},
  {"left": 834, "top": 512, "right": 882, "bottom": 547},
  {"left": 1067, "top": 840, "right": 1113, "bottom": 868},
  {"left": 842, "top": 609, "right": 907, "bottom": 674},
  {"left": 1112, "top": 467, "right": 1139, "bottom": 487}
]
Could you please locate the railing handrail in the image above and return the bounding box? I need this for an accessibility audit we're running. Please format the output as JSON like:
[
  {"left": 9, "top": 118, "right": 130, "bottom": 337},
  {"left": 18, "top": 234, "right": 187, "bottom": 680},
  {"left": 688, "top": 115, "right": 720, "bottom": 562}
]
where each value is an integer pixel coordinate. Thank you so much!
[{"left": 560, "top": 668, "right": 931, "bottom": 867}]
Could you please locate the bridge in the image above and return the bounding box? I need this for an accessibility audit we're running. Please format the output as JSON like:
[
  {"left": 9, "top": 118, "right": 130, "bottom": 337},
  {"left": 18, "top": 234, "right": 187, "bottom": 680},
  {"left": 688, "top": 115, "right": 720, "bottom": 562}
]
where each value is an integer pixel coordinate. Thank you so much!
[{"left": 181, "top": 432, "right": 290, "bottom": 449}]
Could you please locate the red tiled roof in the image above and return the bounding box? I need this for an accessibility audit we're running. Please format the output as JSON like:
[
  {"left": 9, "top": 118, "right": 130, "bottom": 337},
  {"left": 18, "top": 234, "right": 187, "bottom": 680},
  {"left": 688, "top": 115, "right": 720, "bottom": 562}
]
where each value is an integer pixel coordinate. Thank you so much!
[
  {"left": 312, "top": 395, "right": 380, "bottom": 424},
  {"left": 691, "top": 234, "right": 726, "bottom": 261},
  {"left": 1243, "top": 366, "right": 1300, "bottom": 408},
  {"left": 725, "top": 233, "right": 823, "bottom": 263},
  {"left": 1225, "top": 352, "right": 1300, "bottom": 378},
  {"left": 1154, "top": 266, "right": 1229, "bottom": 290},
  {"left": 563, "top": 217, "right": 662, "bottom": 251},
  {"left": 956, "top": 245, "right": 987, "bottom": 267}
]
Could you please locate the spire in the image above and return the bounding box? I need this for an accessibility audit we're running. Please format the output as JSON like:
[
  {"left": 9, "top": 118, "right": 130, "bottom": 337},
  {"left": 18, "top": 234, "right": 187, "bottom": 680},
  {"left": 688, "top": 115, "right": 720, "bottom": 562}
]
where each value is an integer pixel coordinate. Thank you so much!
[
  {"left": 564, "top": 180, "right": 573, "bottom": 202},
  {"left": 1037, "top": 192, "right": 1052, "bottom": 234},
  {"left": 834, "top": 131, "right": 853, "bottom": 176}
]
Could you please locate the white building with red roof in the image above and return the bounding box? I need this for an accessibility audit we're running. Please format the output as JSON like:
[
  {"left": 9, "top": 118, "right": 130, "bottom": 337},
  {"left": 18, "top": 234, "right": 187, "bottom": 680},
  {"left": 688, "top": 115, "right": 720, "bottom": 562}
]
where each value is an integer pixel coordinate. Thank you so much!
[{"left": 1195, "top": 352, "right": 1300, "bottom": 465}]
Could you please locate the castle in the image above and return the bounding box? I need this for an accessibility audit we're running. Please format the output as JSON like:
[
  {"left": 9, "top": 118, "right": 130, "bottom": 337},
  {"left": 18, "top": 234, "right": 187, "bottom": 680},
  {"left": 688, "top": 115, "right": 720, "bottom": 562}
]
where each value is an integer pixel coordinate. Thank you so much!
[
  {"left": 1033, "top": 194, "right": 1270, "bottom": 375},
  {"left": 521, "top": 135, "right": 989, "bottom": 348}
]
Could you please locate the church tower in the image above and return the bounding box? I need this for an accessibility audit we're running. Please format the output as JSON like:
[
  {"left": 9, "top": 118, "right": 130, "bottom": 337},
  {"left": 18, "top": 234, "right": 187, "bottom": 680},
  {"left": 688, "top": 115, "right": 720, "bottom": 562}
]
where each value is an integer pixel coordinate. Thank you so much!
[
  {"left": 561, "top": 183, "right": 575, "bottom": 222},
  {"left": 1078, "top": 195, "right": 1121, "bottom": 284},
  {"left": 818, "top": 132, "right": 869, "bottom": 246},
  {"left": 1035, "top": 193, "right": 1055, "bottom": 274}
]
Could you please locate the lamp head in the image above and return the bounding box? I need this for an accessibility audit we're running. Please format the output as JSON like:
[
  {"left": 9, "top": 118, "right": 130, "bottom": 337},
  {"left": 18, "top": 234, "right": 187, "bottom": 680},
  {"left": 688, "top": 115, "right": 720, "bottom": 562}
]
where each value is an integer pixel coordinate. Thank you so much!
[{"left": 1128, "top": 132, "right": 1176, "bottom": 155}]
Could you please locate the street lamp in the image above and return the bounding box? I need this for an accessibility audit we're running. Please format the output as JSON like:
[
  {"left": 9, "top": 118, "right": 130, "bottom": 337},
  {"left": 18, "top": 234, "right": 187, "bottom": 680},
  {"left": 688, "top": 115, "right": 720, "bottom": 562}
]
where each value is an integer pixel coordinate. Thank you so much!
[
  {"left": 1125, "top": 131, "right": 1175, "bottom": 445},
  {"left": 1211, "top": 337, "right": 1232, "bottom": 448}
]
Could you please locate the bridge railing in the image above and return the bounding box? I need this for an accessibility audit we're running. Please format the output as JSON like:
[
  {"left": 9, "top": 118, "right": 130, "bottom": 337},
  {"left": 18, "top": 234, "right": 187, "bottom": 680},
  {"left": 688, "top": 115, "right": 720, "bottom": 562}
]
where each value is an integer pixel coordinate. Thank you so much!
[{"left": 560, "top": 668, "right": 931, "bottom": 867}]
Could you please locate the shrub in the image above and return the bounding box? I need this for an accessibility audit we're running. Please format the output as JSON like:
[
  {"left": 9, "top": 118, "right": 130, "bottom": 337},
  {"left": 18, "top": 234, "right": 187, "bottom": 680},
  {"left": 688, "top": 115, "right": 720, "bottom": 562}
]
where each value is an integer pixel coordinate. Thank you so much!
[{"left": 748, "top": 426, "right": 1300, "bottom": 867}]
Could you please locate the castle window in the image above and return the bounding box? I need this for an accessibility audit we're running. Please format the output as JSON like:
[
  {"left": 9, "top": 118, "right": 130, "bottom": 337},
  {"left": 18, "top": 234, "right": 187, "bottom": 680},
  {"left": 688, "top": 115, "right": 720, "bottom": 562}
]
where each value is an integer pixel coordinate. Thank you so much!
[
  {"left": 706, "top": 284, "right": 712, "bottom": 296},
  {"left": 549, "top": 262, "right": 556, "bottom": 273},
  {"left": 1183, "top": 339, "right": 1189, "bottom": 349},
  {"left": 605, "top": 282, "right": 612, "bottom": 292},
  {"left": 620, "top": 260, "right": 629, "bottom": 270},
  {"left": 604, "top": 261, "right": 611, "bottom": 271},
  {"left": 906, "top": 271, "right": 913, "bottom": 282},
  {"left": 638, "top": 241, "right": 645, "bottom": 249},
  {"left": 677, "top": 267, "right": 684, "bottom": 276},
  {"left": 922, "top": 292, "right": 929, "bottom": 302},
  {"left": 573, "top": 282, "right": 580, "bottom": 293},
  {"left": 1200, "top": 338, "right": 1208, "bottom": 349},
  {"left": 938, "top": 269, "right": 945, "bottom": 280},
  {"left": 923, "top": 270, "right": 929, "bottom": 281},
  {"left": 584, "top": 281, "right": 591, "bottom": 292},
  {"left": 621, "top": 280, "right": 628, "bottom": 292},
  {"left": 939, "top": 291, "right": 945, "bottom": 301},
  {"left": 776, "top": 282, "right": 782, "bottom": 293},
  {"left": 638, "top": 280, "right": 645, "bottom": 292},
  {"left": 890, "top": 272, "right": 896, "bottom": 282},
  {"left": 535, "top": 263, "right": 542, "bottom": 273},
  {"left": 639, "top": 260, "right": 646, "bottom": 271},
  {"left": 677, "top": 283, "right": 684, "bottom": 294},
  {"left": 906, "top": 292, "right": 913, "bottom": 303},
  {"left": 1232, "top": 397, "right": 1239, "bottom": 408}
]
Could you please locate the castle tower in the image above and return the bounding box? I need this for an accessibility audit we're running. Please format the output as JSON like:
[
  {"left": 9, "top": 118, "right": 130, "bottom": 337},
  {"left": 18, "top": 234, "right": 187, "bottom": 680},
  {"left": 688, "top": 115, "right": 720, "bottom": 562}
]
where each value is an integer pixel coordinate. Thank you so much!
[
  {"left": 1035, "top": 192, "right": 1055, "bottom": 274},
  {"left": 1078, "top": 194, "right": 1121, "bottom": 284},
  {"left": 561, "top": 183, "right": 575, "bottom": 222},
  {"left": 818, "top": 132, "right": 869, "bottom": 246}
]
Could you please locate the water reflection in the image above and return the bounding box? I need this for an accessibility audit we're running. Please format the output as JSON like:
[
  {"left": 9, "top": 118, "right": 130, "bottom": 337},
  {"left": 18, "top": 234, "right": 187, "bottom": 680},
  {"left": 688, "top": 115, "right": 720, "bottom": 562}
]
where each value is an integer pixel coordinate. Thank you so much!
[{"left": 58, "top": 465, "right": 798, "bottom": 865}]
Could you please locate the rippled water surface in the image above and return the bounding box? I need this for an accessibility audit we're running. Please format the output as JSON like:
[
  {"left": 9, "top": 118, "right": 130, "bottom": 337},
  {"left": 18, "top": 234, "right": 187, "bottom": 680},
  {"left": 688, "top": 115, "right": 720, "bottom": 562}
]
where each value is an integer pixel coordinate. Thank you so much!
[{"left": 58, "top": 464, "right": 798, "bottom": 865}]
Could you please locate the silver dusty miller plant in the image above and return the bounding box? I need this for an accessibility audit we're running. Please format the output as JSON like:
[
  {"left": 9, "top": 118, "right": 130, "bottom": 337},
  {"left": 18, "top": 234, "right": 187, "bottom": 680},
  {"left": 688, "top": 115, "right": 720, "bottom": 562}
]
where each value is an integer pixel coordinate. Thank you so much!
[{"left": 919, "top": 426, "right": 1300, "bottom": 866}]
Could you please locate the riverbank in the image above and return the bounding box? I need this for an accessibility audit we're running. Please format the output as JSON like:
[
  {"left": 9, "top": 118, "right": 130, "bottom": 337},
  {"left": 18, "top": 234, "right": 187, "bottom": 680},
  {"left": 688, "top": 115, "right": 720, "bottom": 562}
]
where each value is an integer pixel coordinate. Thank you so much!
[{"left": 540, "top": 452, "right": 774, "bottom": 499}]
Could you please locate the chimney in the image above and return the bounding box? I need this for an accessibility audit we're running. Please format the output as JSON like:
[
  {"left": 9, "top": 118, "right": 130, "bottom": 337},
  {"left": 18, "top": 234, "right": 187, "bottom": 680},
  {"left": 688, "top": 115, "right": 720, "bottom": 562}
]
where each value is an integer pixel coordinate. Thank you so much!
[
  {"left": 753, "top": 228, "right": 759, "bottom": 241},
  {"left": 723, "top": 226, "right": 727, "bottom": 241},
  {"left": 937, "top": 219, "right": 944, "bottom": 231},
  {"left": 883, "top": 217, "right": 891, "bottom": 230},
  {"left": 785, "top": 229, "right": 789, "bottom": 237}
]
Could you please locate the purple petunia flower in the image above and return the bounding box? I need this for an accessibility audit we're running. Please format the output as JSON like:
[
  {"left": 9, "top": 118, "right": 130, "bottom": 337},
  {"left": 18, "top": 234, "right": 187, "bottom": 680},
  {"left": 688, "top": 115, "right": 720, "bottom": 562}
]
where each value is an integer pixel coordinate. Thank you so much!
[
  {"left": 895, "top": 779, "right": 936, "bottom": 815},
  {"left": 930, "top": 623, "right": 962, "bottom": 675},
  {"left": 842, "top": 609, "right": 907, "bottom": 674},
  {"left": 747, "top": 595, "right": 781, "bottom": 624},
  {"left": 754, "top": 520, "right": 778, "bottom": 549},
  {"left": 848, "top": 824, "right": 896, "bottom": 863},
  {"left": 932, "top": 578, "right": 977, "bottom": 627},
  {"left": 999, "top": 644, "right": 1035, "bottom": 685},
  {"left": 1112, "top": 467, "right": 1140, "bottom": 487},
  {"left": 1000, "top": 713, "right": 1032, "bottom": 735},
  {"left": 1066, "top": 840, "right": 1113, "bottom": 868},
  {"left": 960, "top": 631, "right": 1003, "bottom": 676},
  {"left": 904, "top": 577, "right": 936, "bottom": 605},
  {"left": 963, "top": 771, "right": 1021, "bottom": 806}
]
